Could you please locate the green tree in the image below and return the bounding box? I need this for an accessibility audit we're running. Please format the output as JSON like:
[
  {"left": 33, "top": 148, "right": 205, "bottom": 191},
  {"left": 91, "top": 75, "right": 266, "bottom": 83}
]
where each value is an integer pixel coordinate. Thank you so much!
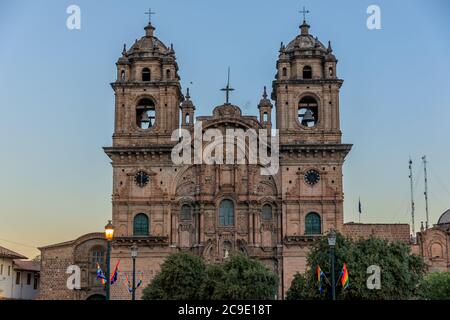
[
  {"left": 286, "top": 273, "right": 313, "bottom": 300},
  {"left": 418, "top": 272, "right": 450, "bottom": 300},
  {"left": 287, "top": 233, "right": 427, "bottom": 300},
  {"left": 203, "top": 253, "right": 278, "bottom": 300},
  {"left": 142, "top": 252, "right": 206, "bottom": 300},
  {"left": 142, "top": 252, "right": 279, "bottom": 300}
]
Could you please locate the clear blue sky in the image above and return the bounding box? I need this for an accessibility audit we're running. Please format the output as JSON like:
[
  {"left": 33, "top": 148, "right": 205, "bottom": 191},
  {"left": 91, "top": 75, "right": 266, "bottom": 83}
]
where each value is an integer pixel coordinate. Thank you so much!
[{"left": 1, "top": 0, "right": 449, "bottom": 258}]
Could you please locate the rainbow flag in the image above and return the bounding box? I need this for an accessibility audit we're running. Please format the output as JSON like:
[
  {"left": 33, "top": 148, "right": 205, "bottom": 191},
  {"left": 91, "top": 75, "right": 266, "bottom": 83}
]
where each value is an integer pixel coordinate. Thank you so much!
[
  {"left": 124, "top": 273, "right": 133, "bottom": 293},
  {"left": 124, "top": 273, "right": 144, "bottom": 293},
  {"left": 96, "top": 263, "right": 106, "bottom": 285},
  {"left": 136, "top": 273, "right": 143, "bottom": 288},
  {"left": 110, "top": 260, "right": 120, "bottom": 285},
  {"left": 340, "top": 263, "right": 349, "bottom": 289},
  {"left": 316, "top": 265, "right": 325, "bottom": 293}
]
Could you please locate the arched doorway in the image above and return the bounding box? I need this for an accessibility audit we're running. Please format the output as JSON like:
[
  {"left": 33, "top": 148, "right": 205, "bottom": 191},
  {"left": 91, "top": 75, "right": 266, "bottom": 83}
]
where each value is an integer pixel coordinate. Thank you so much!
[{"left": 86, "top": 294, "right": 106, "bottom": 300}]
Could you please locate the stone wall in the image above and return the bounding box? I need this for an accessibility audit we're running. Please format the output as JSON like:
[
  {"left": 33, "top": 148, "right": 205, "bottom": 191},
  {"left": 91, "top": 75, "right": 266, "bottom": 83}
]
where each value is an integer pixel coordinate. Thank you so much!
[
  {"left": 39, "top": 243, "right": 75, "bottom": 300},
  {"left": 343, "top": 223, "right": 410, "bottom": 243},
  {"left": 38, "top": 233, "right": 107, "bottom": 300}
]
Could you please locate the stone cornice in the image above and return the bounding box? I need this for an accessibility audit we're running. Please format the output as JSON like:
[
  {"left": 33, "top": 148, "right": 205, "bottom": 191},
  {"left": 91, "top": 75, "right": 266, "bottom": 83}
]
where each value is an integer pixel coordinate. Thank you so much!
[
  {"left": 272, "top": 78, "right": 344, "bottom": 87},
  {"left": 281, "top": 143, "right": 352, "bottom": 157},
  {"left": 111, "top": 81, "right": 181, "bottom": 90},
  {"left": 283, "top": 235, "right": 322, "bottom": 246},
  {"left": 113, "top": 236, "right": 169, "bottom": 246},
  {"left": 103, "top": 145, "right": 174, "bottom": 154}
]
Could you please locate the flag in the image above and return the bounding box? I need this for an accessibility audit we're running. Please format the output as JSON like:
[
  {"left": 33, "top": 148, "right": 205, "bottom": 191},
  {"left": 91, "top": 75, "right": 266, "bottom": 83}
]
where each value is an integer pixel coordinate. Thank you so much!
[
  {"left": 340, "top": 263, "right": 349, "bottom": 289},
  {"left": 136, "top": 273, "right": 143, "bottom": 289},
  {"left": 96, "top": 263, "right": 106, "bottom": 285},
  {"left": 358, "top": 198, "right": 362, "bottom": 214},
  {"left": 316, "top": 265, "right": 325, "bottom": 293},
  {"left": 123, "top": 273, "right": 133, "bottom": 293},
  {"left": 123, "top": 273, "right": 144, "bottom": 293},
  {"left": 110, "top": 260, "right": 120, "bottom": 285}
]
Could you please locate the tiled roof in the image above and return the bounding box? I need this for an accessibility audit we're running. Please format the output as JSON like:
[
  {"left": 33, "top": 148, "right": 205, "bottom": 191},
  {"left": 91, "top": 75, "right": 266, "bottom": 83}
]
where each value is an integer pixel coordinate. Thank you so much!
[
  {"left": 13, "top": 259, "right": 40, "bottom": 272},
  {"left": 0, "top": 245, "right": 28, "bottom": 259}
]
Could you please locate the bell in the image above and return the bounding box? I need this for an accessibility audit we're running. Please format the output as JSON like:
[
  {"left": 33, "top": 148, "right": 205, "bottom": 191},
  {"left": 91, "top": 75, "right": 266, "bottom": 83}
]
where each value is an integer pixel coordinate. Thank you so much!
[
  {"left": 301, "top": 109, "right": 315, "bottom": 125},
  {"left": 140, "top": 112, "right": 150, "bottom": 123}
]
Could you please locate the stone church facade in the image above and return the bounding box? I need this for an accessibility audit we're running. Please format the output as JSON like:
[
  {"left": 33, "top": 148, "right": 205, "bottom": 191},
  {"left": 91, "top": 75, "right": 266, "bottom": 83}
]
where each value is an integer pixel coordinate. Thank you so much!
[
  {"left": 38, "top": 19, "right": 446, "bottom": 300},
  {"left": 104, "top": 19, "right": 351, "bottom": 300}
]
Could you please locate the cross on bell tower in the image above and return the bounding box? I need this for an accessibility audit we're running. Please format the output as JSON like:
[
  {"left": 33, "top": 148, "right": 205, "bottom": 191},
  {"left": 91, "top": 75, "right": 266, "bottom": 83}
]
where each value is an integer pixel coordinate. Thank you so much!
[
  {"left": 299, "top": 6, "right": 310, "bottom": 23},
  {"left": 145, "top": 8, "right": 156, "bottom": 24},
  {"left": 220, "top": 67, "right": 234, "bottom": 105}
]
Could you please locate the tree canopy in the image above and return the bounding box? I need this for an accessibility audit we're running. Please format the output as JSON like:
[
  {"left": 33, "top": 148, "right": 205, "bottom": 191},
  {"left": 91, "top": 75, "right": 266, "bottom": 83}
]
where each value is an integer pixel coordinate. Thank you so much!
[
  {"left": 418, "top": 271, "right": 450, "bottom": 300},
  {"left": 142, "top": 252, "right": 206, "bottom": 300},
  {"left": 286, "top": 233, "right": 427, "bottom": 300},
  {"left": 142, "top": 252, "right": 278, "bottom": 300},
  {"left": 201, "top": 252, "right": 278, "bottom": 300}
]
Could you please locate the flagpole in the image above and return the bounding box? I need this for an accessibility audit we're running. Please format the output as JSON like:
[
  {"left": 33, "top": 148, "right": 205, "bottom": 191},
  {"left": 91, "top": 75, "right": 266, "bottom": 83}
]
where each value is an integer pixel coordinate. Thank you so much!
[
  {"left": 106, "top": 239, "right": 111, "bottom": 300},
  {"left": 104, "top": 220, "right": 114, "bottom": 301}
]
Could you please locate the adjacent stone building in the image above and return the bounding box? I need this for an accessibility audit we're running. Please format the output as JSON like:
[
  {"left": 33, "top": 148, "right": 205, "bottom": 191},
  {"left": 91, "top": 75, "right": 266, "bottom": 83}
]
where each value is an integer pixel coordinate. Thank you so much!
[
  {"left": 39, "top": 17, "right": 432, "bottom": 300},
  {"left": 413, "top": 210, "right": 450, "bottom": 272},
  {"left": 39, "top": 233, "right": 106, "bottom": 300}
]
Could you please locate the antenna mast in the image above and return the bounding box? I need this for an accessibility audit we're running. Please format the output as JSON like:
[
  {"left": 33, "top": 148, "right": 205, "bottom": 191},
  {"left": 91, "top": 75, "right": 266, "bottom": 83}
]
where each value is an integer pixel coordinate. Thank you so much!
[
  {"left": 422, "top": 155, "right": 429, "bottom": 229},
  {"left": 409, "top": 158, "right": 415, "bottom": 235}
]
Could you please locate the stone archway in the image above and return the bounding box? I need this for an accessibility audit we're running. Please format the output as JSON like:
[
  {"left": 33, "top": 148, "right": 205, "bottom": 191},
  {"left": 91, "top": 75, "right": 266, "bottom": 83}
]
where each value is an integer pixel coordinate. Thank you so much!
[{"left": 86, "top": 294, "right": 106, "bottom": 300}]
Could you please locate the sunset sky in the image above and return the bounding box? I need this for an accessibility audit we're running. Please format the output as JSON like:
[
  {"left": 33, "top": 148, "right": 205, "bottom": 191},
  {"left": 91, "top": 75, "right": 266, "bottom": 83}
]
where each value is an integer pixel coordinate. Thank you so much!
[{"left": 1, "top": 0, "right": 449, "bottom": 258}]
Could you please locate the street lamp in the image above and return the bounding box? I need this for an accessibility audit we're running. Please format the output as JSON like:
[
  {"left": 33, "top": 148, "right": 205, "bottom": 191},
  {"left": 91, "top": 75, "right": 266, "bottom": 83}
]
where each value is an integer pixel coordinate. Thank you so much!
[
  {"left": 104, "top": 220, "right": 114, "bottom": 300},
  {"left": 327, "top": 229, "right": 336, "bottom": 301},
  {"left": 131, "top": 243, "right": 138, "bottom": 301}
]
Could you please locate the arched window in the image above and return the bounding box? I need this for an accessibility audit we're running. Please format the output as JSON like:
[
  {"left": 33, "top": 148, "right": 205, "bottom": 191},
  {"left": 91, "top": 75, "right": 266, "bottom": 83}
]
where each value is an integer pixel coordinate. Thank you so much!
[
  {"left": 219, "top": 200, "right": 234, "bottom": 226},
  {"left": 431, "top": 243, "right": 443, "bottom": 259},
  {"left": 303, "top": 66, "right": 312, "bottom": 79},
  {"left": 133, "top": 213, "right": 149, "bottom": 236},
  {"left": 263, "top": 112, "right": 268, "bottom": 122},
  {"left": 90, "top": 247, "right": 105, "bottom": 268},
  {"left": 185, "top": 113, "right": 190, "bottom": 124},
  {"left": 120, "top": 70, "right": 125, "bottom": 81},
  {"left": 180, "top": 204, "right": 192, "bottom": 221},
  {"left": 136, "top": 98, "right": 156, "bottom": 129},
  {"left": 282, "top": 67, "right": 287, "bottom": 77},
  {"left": 262, "top": 204, "right": 273, "bottom": 220},
  {"left": 305, "top": 212, "right": 321, "bottom": 235},
  {"left": 142, "top": 68, "right": 151, "bottom": 82},
  {"left": 166, "top": 69, "right": 171, "bottom": 79},
  {"left": 328, "top": 67, "right": 334, "bottom": 77},
  {"left": 298, "top": 96, "right": 319, "bottom": 127}
]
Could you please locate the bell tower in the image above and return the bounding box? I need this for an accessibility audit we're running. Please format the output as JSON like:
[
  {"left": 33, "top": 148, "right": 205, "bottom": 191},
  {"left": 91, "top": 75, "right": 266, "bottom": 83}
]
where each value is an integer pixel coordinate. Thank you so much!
[
  {"left": 272, "top": 19, "right": 341, "bottom": 145},
  {"left": 104, "top": 19, "right": 185, "bottom": 244},
  {"left": 112, "top": 21, "right": 183, "bottom": 147},
  {"left": 272, "top": 15, "right": 352, "bottom": 240}
]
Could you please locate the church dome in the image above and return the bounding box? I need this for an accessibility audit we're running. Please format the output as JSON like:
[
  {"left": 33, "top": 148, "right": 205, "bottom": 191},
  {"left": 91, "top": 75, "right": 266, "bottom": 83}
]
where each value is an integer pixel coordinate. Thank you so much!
[
  {"left": 284, "top": 21, "right": 327, "bottom": 56},
  {"left": 437, "top": 209, "right": 450, "bottom": 225},
  {"left": 124, "top": 23, "right": 173, "bottom": 59}
]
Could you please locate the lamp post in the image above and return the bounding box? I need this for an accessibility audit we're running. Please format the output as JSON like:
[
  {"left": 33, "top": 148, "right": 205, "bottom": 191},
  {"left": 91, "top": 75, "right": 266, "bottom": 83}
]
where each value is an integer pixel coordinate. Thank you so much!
[
  {"left": 327, "top": 229, "right": 336, "bottom": 301},
  {"left": 131, "top": 243, "right": 138, "bottom": 301},
  {"left": 104, "top": 220, "right": 114, "bottom": 301}
]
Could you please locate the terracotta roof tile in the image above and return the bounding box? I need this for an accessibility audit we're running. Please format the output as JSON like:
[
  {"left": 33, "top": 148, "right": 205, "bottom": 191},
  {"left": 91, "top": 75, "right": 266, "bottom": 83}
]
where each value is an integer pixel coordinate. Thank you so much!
[{"left": 0, "top": 245, "right": 28, "bottom": 259}]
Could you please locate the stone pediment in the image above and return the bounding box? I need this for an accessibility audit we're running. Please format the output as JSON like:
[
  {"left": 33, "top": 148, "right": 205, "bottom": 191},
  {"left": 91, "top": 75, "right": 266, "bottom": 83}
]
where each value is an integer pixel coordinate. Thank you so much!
[
  {"left": 212, "top": 104, "right": 242, "bottom": 118},
  {"left": 196, "top": 103, "right": 261, "bottom": 131}
]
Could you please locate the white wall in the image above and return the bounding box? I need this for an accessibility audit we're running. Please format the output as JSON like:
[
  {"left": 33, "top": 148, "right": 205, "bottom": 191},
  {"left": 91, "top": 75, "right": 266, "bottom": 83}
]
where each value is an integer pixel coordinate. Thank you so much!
[
  {"left": 11, "top": 270, "right": 39, "bottom": 300},
  {"left": 0, "top": 258, "right": 14, "bottom": 298},
  {"left": 0, "top": 258, "right": 39, "bottom": 300}
]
